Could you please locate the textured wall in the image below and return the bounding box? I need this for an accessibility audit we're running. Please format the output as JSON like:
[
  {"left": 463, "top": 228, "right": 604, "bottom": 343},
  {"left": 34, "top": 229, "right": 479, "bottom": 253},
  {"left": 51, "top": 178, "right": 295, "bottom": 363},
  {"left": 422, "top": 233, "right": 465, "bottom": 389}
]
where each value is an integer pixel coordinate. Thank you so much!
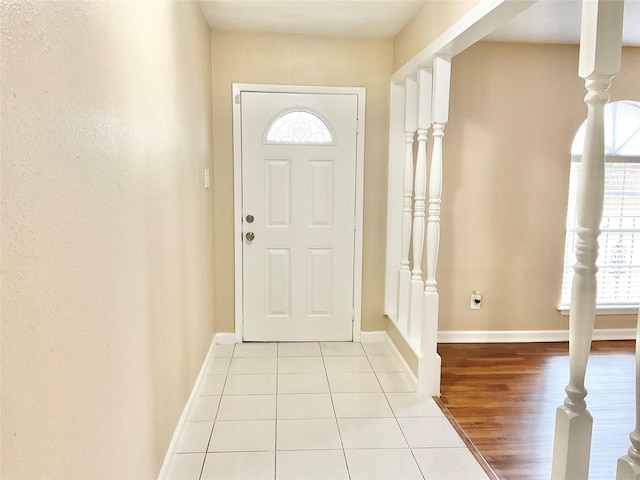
[
  {"left": 211, "top": 31, "right": 393, "bottom": 334},
  {"left": 1, "top": 1, "right": 214, "bottom": 478},
  {"left": 440, "top": 42, "right": 640, "bottom": 332}
]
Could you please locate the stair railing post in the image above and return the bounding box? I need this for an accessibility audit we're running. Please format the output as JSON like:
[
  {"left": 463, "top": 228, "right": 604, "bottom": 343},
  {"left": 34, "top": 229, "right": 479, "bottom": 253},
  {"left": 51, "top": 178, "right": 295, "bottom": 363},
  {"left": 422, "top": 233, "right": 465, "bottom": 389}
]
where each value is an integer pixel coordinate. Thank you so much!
[
  {"left": 409, "top": 68, "right": 432, "bottom": 346},
  {"left": 419, "top": 56, "right": 450, "bottom": 397},
  {"left": 551, "top": 1, "right": 623, "bottom": 478},
  {"left": 397, "top": 78, "right": 417, "bottom": 335}
]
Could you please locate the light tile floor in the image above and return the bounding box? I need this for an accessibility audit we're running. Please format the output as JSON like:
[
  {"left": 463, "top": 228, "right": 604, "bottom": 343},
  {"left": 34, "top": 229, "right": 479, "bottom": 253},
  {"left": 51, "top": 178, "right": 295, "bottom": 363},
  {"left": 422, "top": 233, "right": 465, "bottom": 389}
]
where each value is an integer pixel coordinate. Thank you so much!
[{"left": 165, "top": 341, "right": 490, "bottom": 480}]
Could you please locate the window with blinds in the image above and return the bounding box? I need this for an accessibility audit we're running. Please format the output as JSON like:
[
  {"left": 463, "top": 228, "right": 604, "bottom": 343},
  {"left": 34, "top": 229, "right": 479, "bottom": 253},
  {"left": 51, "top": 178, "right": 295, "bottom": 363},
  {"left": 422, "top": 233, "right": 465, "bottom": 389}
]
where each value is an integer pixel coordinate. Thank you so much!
[{"left": 560, "top": 100, "right": 640, "bottom": 309}]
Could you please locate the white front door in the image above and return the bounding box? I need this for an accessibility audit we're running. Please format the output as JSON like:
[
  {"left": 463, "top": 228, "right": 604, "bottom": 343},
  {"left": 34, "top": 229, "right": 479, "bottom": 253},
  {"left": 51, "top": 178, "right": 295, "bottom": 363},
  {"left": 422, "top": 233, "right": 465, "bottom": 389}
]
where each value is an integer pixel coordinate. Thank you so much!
[{"left": 240, "top": 91, "right": 360, "bottom": 341}]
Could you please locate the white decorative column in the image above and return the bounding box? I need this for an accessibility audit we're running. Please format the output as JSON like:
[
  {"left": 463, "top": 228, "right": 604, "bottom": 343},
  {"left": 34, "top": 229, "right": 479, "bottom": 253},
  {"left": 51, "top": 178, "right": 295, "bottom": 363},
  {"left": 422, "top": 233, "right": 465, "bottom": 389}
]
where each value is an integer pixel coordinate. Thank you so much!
[
  {"left": 397, "top": 78, "right": 417, "bottom": 334},
  {"left": 384, "top": 82, "right": 408, "bottom": 319},
  {"left": 409, "top": 68, "right": 432, "bottom": 345},
  {"left": 617, "top": 308, "right": 640, "bottom": 479},
  {"left": 551, "top": 1, "right": 623, "bottom": 478},
  {"left": 419, "top": 56, "right": 450, "bottom": 397}
]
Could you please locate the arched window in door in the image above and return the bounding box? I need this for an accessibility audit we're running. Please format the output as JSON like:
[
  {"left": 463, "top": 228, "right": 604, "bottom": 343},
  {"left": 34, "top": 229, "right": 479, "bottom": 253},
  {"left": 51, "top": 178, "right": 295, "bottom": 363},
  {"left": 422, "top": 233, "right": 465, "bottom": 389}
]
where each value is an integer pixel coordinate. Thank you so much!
[
  {"left": 264, "top": 109, "right": 335, "bottom": 145},
  {"left": 561, "top": 100, "right": 640, "bottom": 310}
]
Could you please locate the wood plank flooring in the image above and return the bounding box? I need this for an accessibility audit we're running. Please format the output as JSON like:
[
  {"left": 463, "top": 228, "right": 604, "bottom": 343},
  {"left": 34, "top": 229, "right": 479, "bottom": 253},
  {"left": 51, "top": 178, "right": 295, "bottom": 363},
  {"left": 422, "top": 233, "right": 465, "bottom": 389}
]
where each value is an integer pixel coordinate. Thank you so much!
[{"left": 438, "top": 341, "right": 635, "bottom": 480}]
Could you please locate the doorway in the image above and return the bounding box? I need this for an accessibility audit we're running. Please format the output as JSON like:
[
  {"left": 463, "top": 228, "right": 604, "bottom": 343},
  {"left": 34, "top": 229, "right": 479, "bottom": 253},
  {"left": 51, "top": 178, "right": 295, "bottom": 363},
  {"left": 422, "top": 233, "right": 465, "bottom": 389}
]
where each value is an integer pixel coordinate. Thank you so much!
[{"left": 233, "top": 84, "right": 365, "bottom": 342}]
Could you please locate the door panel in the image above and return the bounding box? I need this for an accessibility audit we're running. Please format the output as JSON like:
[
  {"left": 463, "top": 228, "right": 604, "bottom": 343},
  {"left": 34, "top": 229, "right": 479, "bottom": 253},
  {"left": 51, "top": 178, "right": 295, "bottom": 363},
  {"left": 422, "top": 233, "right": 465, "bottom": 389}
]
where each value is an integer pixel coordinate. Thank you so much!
[
  {"left": 265, "top": 159, "right": 291, "bottom": 227},
  {"left": 241, "top": 92, "right": 358, "bottom": 341},
  {"left": 308, "top": 160, "right": 334, "bottom": 227},
  {"left": 307, "top": 248, "right": 332, "bottom": 317},
  {"left": 265, "top": 248, "right": 291, "bottom": 317}
]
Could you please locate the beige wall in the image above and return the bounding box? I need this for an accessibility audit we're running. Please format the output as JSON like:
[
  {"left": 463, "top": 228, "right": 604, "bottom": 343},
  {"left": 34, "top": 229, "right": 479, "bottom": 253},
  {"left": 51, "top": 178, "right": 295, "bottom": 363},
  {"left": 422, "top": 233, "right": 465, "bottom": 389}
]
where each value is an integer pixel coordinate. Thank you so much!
[
  {"left": 393, "top": 0, "right": 482, "bottom": 71},
  {"left": 440, "top": 42, "right": 640, "bottom": 332},
  {"left": 211, "top": 31, "right": 393, "bottom": 333},
  {"left": 1, "top": 1, "right": 214, "bottom": 478}
]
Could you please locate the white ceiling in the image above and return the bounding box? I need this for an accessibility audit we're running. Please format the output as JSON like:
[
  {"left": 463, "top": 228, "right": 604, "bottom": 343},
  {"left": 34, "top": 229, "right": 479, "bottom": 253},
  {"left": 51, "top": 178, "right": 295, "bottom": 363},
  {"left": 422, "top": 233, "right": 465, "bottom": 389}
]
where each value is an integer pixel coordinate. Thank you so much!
[
  {"left": 198, "top": 0, "right": 640, "bottom": 45},
  {"left": 198, "top": 0, "right": 427, "bottom": 39}
]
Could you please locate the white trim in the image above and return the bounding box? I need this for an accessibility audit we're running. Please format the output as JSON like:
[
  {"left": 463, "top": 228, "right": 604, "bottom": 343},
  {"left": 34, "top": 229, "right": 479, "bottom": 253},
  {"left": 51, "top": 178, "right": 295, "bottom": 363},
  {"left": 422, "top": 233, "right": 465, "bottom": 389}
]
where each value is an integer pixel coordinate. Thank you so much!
[
  {"left": 437, "top": 328, "right": 637, "bottom": 343},
  {"left": 384, "top": 82, "right": 406, "bottom": 317},
  {"left": 364, "top": 330, "right": 420, "bottom": 392},
  {"left": 158, "top": 334, "right": 220, "bottom": 479},
  {"left": 386, "top": 314, "right": 423, "bottom": 360},
  {"left": 392, "top": 0, "right": 535, "bottom": 83},
  {"left": 232, "top": 83, "right": 366, "bottom": 343},
  {"left": 558, "top": 305, "right": 639, "bottom": 316},
  {"left": 352, "top": 88, "right": 366, "bottom": 342},
  {"left": 379, "top": 331, "right": 418, "bottom": 391},
  {"left": 360, "top": 330, "right": 387, "bottom": 343},
  {"left": 213, "top": 332, "right": 238, "bottom": 345},
  {"left": 233, "top": 84, "right": 244, "bottom": 344}
]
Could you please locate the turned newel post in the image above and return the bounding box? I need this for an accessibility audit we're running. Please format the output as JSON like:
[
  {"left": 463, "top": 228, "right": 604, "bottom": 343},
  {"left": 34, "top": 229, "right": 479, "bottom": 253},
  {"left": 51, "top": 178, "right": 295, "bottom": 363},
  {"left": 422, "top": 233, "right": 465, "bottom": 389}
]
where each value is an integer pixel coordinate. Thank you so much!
[
  {"left": 398, "top": 78, "right": 417, "bottom": 334},
  {"left": 617, "top": 307, "right": 640, "bottom": 479},
  {"left": 552, "top": 1, "right": 623, "bottom": 478},
  {"left": 426, "top": 121, "right": 444, "bottom": 296},
  {"left": 424, "top": 57, "right": 449, "bottom": 300},
  {"left": 419, "top": 56, "right": 450, "bottom": 397},
  {"left": 409, "top": 68, "right": 432, "bottom": 345}
]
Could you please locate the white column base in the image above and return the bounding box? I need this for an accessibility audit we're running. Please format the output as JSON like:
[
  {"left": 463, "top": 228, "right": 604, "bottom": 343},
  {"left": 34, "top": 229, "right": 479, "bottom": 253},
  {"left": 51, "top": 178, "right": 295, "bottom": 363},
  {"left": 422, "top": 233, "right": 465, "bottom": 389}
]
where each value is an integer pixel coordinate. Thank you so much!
[
  {"left": 617, "top": 456, "right": 640, "bottom": 480},
  {"left": 551, "top": 405, "right": 593, "bottom": 480},
  {"left": 418, "top": 292, "right": 440, "bottom": 398},
  {"left": 409, "top": 279, "right": 424, "bottom": 344},
  {"left": 417, "top": 353, "right": 441, "bottom": 397},
  {"left": 422, "top": 291, "right": 439, "bottom": 349},
  {"left": 397, "top": 269, "right": 411, "bottom": 334}
]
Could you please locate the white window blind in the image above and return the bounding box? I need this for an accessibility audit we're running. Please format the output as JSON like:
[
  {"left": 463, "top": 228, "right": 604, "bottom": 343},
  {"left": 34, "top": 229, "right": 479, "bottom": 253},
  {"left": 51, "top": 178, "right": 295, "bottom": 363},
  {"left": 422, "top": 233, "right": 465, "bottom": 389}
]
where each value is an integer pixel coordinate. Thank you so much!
[{"left": 560, "top": 100, "right": 640, "bottom": 309}]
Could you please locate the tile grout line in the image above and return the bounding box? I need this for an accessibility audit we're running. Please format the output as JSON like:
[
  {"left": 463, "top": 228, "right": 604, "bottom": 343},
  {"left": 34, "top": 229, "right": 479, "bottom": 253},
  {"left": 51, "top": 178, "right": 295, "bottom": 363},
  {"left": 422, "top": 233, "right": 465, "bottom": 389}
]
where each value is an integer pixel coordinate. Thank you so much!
[
  {"left": 274, "top": 342, "right": 279, "bottom": 480},
  {"left": 198, "top": 343, "right": 235, "bottom": 480},
  {"left": 364, "top": 344, "right": 427, "bottom": 480},
  {"left": 161, "top": 339, "right": 226, "bottom": 479},
  {"left": 189, "top": 342, "right": 449, "bottom": 480},
  {"left": 320, "top": 342, "right": 352, "bottom": 480},
  {"left": 372, "top": 341, "right": 490, "bottom": 478}
]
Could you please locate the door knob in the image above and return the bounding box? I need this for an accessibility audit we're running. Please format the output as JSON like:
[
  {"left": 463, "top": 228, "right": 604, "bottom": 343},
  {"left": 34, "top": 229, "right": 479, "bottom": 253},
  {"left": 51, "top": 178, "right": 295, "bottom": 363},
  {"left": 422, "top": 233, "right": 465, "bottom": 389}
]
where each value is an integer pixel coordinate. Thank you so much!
[{"left": 246, "top": 232, "right": 255, "bottom": 241}]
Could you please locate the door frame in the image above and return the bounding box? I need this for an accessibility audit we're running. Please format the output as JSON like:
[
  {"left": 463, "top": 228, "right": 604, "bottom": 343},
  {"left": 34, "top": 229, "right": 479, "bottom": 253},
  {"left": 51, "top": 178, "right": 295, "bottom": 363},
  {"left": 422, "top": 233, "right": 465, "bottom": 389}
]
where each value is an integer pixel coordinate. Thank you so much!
[{"left": 232, "top": 83, "right": 366, "bottom": 343}]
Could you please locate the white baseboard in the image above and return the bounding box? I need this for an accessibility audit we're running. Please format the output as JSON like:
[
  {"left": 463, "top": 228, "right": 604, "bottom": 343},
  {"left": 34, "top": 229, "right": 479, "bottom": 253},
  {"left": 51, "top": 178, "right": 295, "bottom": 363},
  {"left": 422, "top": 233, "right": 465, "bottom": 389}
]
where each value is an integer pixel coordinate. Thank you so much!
[
  {"left": 359, "top": 330, "right": 418, "bottom": 390},
  {"left": 158, "top": 334, "right": 220, "bottom": 479},
  {"left": 214, "top": 332, "right": 238, "bottom": 345},
  {"left": 378, "top": 332, "right": 419, "bottom": 391},
  {"left": 360, "top": 330, "right": 387, "bottom": 343},
  {"left": 437, "top": 328, "right": 636, "bottom": 343}
]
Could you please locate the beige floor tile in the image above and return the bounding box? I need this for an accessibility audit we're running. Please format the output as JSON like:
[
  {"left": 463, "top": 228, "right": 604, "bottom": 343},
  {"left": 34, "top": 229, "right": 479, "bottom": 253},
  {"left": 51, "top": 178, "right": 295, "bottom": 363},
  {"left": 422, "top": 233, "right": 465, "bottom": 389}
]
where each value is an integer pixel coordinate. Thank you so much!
[
  {"left": 217, "top": 394, "right": 276, "bottom": 420},
  {"left": 201, "top": 451, "right": 274, "bottom": 480},
  {"left": 208, "top": 420, "right": 275, "bottom": 452},
  {"left": 337, "top": 417, "right": 407, "bottom": 449},
  {"left": 412, "top": 447, "right": 491, "bottom": 480},
  {"left": 397, "top": 417, "right": 466, "bottom": 448},
  {"left": 345, "top": 449, "right": 423, "bottom": 480},
  {"left": 223, "top": 374, "right": 277, "bottom": 395},
  {"left": 277, "top": 342, "right": 321, "bottom": 357},
  {"left": 278, "top": 373, "right": 329, "bottom": 394},
  {"left": 276, "top": 450, "right": 348, "bottom": 480},
  {"left": 276, "top": 393, "right": 335, "bottom": 419},
  {"left": 277, "top": 419, "right": 342, "bottom": 450}
]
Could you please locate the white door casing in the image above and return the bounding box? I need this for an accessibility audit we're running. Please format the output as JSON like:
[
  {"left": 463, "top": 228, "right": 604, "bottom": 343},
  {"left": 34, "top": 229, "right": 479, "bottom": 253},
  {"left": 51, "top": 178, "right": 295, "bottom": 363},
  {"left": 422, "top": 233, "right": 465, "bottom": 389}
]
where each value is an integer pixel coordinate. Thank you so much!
[{"left": 233, "top": 84, "right": 365, "bottom": 342}]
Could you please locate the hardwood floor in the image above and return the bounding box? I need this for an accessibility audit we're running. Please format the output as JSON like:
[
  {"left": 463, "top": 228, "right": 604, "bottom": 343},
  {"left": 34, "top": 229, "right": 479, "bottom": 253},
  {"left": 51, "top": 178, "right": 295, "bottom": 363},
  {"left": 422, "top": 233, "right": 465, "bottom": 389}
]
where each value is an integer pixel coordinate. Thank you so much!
[{"left": 438, "top": 341, "right": 635, "bottom": 480}]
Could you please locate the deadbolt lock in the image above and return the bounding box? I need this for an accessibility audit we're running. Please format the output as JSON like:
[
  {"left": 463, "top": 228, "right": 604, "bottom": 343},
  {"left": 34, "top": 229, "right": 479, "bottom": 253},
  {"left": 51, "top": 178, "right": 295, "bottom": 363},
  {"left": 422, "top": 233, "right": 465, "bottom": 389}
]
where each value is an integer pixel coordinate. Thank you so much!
[
  {"left": 246, "top": 232, "right": 255, "bottom": 241},
  {"left": 246, "top": 214, "right": 254, "bottom": 223}
]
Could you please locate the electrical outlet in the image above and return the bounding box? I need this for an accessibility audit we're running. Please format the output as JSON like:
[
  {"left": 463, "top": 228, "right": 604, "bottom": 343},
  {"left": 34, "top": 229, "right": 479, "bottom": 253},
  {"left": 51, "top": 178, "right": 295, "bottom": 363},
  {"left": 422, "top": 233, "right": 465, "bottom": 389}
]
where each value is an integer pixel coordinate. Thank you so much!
[{"left": 470, "top": 291, "right": 482, "bottom": 310}]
